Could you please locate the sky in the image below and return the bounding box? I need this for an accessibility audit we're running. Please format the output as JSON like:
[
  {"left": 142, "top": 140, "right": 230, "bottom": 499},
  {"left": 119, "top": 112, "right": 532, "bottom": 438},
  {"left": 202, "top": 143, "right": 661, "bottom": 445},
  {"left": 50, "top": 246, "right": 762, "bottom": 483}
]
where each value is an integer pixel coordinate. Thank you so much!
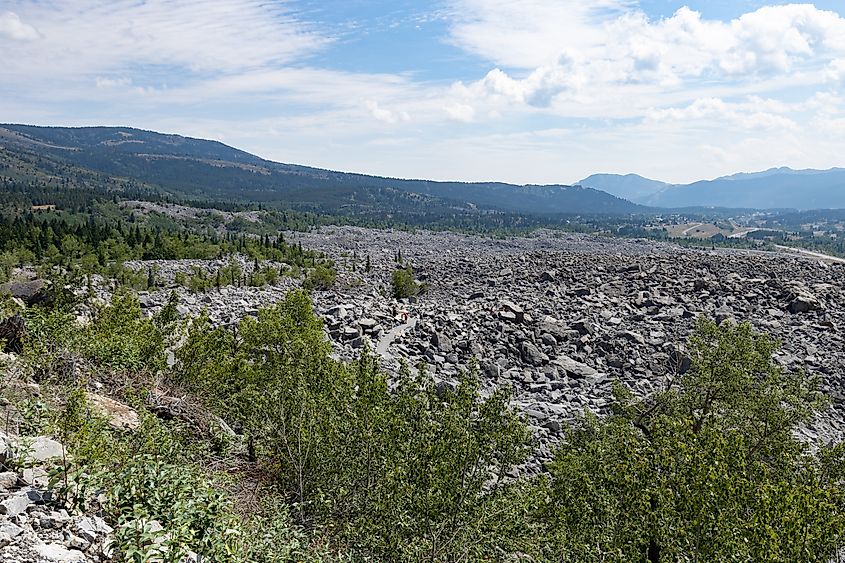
[{"left": 2, "top": 1, "right": 845, "bottom": 184}]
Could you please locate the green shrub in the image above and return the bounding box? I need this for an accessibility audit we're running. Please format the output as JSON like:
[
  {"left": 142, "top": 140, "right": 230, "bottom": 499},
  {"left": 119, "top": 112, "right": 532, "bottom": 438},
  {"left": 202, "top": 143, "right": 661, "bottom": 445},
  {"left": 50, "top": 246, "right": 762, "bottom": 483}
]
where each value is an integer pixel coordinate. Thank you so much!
[
  {"left": 176, "top": 292, "right": 533, "bottom": 560},
  {"left": 538, "top": 318, "right": 845, "bottom": 562},
  {"left": 302, "top": 264, "right": 336, "bottom": 291},
  {"left": 0, "top": 251, "right": 18, "bottom": 283},
  {"left": 49, "top": 392, "right": 242, "bottom": 561},
  {"left": 262, "top": 265, "right": 279, "bottom": 285},
  {"left": 81, "top": 289, "right": 171, "bottom": 371},
  {"left": 391, "top": 266, "right": 421, "bottom": 299}
]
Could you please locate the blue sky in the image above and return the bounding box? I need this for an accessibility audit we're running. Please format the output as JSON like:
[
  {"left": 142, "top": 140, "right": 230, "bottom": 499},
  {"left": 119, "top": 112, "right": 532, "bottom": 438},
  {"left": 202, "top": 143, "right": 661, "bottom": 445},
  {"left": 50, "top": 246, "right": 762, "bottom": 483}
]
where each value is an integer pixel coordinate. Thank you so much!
[{"left": 2, "top": 1, "right": 845, "bottom": 184}]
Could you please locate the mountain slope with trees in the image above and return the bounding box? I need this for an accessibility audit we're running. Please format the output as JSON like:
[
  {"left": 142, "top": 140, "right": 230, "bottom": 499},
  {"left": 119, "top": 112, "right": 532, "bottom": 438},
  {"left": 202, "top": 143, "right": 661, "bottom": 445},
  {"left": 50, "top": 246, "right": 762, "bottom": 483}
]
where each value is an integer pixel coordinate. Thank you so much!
[
  {"left": 577, "top": 173, "right": 671, "bottom": 203},
  {"left": 0, "top": 124, "right": 644, "bottom": 216}
]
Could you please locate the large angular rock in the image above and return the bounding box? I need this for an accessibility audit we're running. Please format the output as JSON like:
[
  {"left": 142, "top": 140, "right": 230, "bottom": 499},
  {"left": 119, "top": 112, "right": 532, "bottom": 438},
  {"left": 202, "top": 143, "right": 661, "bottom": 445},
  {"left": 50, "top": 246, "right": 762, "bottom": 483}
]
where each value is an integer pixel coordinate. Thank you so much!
[
  {"left": 539, "top": 270, "right": 557, "bottom": 283},
  {"left": 36, "top": 543, "right": 87, "bottom": 562},
  {"left": 552, "top": 355, "right": 602, "bottom": 380},
  {"left": 570, "top": 319, "right": 593, "bottom": 336},
  {"left": 500, "top": 301, "right": 525, "bottom": 323},
  {"left": 358, "top": 318, "right": 378, "bottom": 332},
  {"left": 0, "top": 491, "right": 33, "bottom": 516},
  {"left": 0, "top": 471, "right": 17, "bottom": 491},
  {"left": 0, "top": 522, "right": 23, "bottom": 539},
  {"left": 341, "top": 326, "right": 361, "bottom": 340},
  {"left": 431, "top": 331, "right": 453, "bottom": 354},
  {"left": 22, "top": 436, "right": 64, "bottom": 463},
  {"left": 787, "top": 292, "right": 820, "bottom": 314},
  {"left": 0, "top": 279, "right": 48, "bottom": 306},
  {"left": 76, "top": 515, "right": 113, "bottom": 543},
  {"left": 538, "top": 318, "right": 569, "bottom": 343},
  {"left": 520, "top": 342, "right": 548, "bottom": 366}
]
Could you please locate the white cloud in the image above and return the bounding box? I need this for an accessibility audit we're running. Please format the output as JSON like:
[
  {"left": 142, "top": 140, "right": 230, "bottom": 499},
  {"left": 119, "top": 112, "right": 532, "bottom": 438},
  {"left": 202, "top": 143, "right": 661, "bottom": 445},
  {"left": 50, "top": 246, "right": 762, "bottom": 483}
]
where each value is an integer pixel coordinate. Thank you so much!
[
  {"left": 647, "top": 97, "right": 798, "bottom": 130},
  {"left": 447, "top": 0, "right": 633, "bottom": 68},
  {"left": 95, "top": 76, "right": 131, "bottom": 89},
  {"left": 365, "top": 100, "right": 410, "bottom": 124},
  {"left": 443, "top": 102, "right": 475, "bottom": 122},
  {"left": 457, "top": 52, "right": 587, "bottom": 109},
  {"left": 448, "top": 2, "right": 845, "bottom": 110},
  {"left": 0, "top": 11, "right": 38, "bottom": 40},
  {"left": 827, "top": 58, "right": 845, "bottom": 82},
  {"left": 0, "top": 0, "right": 329, "bottom": 78}
]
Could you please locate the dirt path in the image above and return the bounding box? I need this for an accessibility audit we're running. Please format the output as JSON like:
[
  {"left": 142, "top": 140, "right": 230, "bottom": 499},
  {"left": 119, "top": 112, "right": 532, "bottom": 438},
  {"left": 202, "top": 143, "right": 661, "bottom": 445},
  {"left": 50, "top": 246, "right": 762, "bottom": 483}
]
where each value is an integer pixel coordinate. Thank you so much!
[{"left": 376, "top": 318, "right": 417, "bottom": 359}]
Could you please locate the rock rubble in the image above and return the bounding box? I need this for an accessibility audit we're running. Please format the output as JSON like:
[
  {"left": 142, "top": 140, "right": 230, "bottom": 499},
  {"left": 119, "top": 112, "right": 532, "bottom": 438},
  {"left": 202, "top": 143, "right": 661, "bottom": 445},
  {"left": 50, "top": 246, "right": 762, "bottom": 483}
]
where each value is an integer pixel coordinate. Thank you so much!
[{"left": 114, "top": 226, "right": 845, "bottom": 471}]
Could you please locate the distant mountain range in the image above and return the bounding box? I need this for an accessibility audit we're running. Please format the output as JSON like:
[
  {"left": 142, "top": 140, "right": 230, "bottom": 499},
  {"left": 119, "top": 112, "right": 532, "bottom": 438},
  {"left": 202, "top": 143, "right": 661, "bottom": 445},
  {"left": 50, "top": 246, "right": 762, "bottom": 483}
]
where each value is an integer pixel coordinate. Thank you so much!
[
  {"left": 0, "top": 124, "right": 642, "bottom": 216},
  {"left": 2, "top": 124, "right": 843, "bottom": 214},
  {"left": 576, "top": 174, "right": 670, "bottom": 204},
  {"left": 578, "top": 168, "right": 845, "bottom": 210}
]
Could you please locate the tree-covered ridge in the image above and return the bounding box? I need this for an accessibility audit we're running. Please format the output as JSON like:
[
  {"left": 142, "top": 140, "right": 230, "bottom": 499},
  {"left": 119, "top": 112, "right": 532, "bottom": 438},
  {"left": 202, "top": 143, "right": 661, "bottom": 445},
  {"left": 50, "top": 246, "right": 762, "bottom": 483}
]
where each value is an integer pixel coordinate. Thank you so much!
[
  {"left": 1, "top": 124, "right": 645, "bottom": 216},
  {"left": 2, "top": 286, "right": 843, "bottom": 561}
]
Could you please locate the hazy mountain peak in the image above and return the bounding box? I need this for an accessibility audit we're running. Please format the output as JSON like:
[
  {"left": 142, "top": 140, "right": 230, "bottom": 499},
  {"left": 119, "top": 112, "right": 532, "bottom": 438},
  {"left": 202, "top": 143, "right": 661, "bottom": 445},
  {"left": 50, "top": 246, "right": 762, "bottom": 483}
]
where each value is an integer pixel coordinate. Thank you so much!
[{"left": 576, "top": 173, "right": 671, "bottom": 204}]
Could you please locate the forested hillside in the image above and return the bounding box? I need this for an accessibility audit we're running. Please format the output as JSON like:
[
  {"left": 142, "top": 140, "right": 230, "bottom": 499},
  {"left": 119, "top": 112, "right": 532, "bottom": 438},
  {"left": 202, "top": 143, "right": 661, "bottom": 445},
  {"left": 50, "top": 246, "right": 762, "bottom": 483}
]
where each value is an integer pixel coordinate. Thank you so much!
[{"left": 0, "top": 124, "right": 644, "bottom": 216}]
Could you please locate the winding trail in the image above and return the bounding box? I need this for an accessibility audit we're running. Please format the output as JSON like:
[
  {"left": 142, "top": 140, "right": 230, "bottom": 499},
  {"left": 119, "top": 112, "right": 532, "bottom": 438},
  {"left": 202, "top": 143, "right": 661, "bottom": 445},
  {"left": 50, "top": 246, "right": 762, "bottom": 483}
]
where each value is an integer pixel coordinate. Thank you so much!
[{"left": 376, "top": 317, "right": 417, "bottom": 360}]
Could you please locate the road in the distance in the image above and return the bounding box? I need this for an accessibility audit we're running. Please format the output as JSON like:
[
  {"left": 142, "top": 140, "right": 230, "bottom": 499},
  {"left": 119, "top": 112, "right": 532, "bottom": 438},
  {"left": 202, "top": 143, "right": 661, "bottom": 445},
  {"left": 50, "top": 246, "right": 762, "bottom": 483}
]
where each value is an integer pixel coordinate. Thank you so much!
[
  {"left": 774, "top": 244, "right": 845, "bottom": 264},
  {"left": 682, "top": 223, "right": 704, "bottom": 236}
]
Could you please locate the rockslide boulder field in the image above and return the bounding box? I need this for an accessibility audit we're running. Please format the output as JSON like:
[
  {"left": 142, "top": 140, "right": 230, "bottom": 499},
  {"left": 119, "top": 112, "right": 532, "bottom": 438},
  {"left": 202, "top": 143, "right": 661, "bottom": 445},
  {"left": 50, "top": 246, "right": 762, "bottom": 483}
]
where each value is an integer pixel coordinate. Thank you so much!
[{"left": 118, "top": 226, "right": 845, "bottom": 473}]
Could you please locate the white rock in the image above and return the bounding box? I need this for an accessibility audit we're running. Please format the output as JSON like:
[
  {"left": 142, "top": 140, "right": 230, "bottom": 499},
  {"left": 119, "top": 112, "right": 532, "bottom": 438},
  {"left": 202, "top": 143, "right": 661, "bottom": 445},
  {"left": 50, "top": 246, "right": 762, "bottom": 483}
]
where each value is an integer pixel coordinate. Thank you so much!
[
  {"left": 0, "top": 471, "right": 18, "bottom": 490},
  {"left": 36, "top": 542, "right": 86, "bottom": 562},
  {"left": 21, "top": 436, "right": 64, "bottom": 463},
  {"left": 86, "top": 393, "right": 141, "bottom": 430},
  {"left": 0, "top": 492, "right": 32, "bottom": 515}
]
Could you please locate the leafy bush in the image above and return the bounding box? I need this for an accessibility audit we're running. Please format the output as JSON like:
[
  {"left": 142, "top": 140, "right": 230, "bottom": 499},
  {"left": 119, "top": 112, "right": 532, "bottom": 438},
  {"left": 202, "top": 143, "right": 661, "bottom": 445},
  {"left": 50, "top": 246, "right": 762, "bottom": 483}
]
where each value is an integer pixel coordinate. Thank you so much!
[
  {"left": 0, "top": 251, "right": 17, "bottom": 283},
  {"left": 391, "top": 266, "right": 423, "bottom": 299},
  {"left": 80, "top": 289, "right": 173, "bottom": 371},
  {"left": 262, "top": 265, "right": 279, "bottom": 285},
  {"left": 302, "top": 264, "right": 337, "bottom": 291},
  {"left": 176, "top": 291, "right": 534, "bottom": 560},
  {"left": 538, "top": 318, "right": 845, "bottom": 562},
  {"left": 107, "top": 454, "right": 239, "bottom": 561},
  {"left": 66, "top": 410, "right": 248, "bottom": 561}
]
